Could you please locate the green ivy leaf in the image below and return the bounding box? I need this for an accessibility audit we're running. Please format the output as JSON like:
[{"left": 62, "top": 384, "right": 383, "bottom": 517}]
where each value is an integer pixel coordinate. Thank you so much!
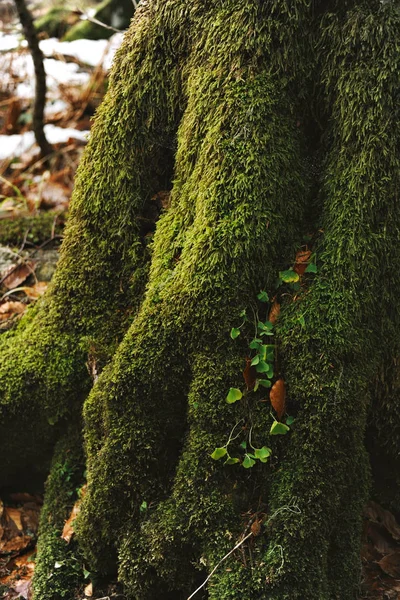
[
  {"left": 255, "top": 361, "right": 269, "bottom": 374},
  {"left": 279, "top": 269, "right": 300, "bottom": 283},
  {"left": 286, "top": 416, "right": 295, "bottom": 426},
  {"left": 243, "top": 455, "right": 256, "bottom": 468},
  {"left": 251, "top": 355, "right": 260, "bottom": 366},
  {"left": 305, "top": 263, "right": 317, "bottom": 274},
  {"left": 257, "top": 290, "right": 269, "bottom": 302},
  {"left": 249, "top": 338, "right": 262, "bottom": 349},
  {"left": 254, "top": 446, "right": 272, "bottom": 460},
  {"left": 254, "top": 379, "right": 260, "bottom": 392},
  {"left": 270, "top": 421, "right": 290, "bottom": 435},
  {"left": 257, "top": 320, "right": 274, "bottom": 332},
  {"left": 139, "top": 501, "right": 148, "bottom": 513},
  {"left": 226, "top": 388, "right": 243, "bottom": 403},
  {"left": 211, "top": 447, "right": 227, "bottom": 460},
  {"left": 225, "top": 457, "right": 240, "bottom": 465},
  {"left": 230, "top": 327, "right": 241, "bottom": 339},
  {"left": 258, "top": 379, "right": 272, "bottom": 388},
  {"left": 239, "top": 441, "right": 247, "bottom": 450}
]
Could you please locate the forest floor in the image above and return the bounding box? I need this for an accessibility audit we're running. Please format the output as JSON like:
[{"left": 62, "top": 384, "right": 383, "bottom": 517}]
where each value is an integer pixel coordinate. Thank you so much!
[{"left": 0, "top": 8, "right": 400, "bottom": 600}]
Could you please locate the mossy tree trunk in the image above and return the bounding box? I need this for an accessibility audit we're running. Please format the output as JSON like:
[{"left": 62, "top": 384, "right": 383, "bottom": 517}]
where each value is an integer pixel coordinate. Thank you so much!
[{"left": 1, "top": 1, "right": 400, "bottom": 599}]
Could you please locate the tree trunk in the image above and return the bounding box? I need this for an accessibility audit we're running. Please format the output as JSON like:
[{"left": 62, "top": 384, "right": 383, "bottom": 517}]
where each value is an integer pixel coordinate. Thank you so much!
[{"left": 1, "top": 1, "right": 400, "bottom": 599}]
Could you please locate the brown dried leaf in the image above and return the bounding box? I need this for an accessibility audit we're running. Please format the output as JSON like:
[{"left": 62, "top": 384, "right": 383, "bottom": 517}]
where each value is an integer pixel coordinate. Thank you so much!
[
  {"left": 365, "top": 501, "right": 400, "bottom": 541},
  {"left": 294, "top": 250, "right": 312, "bottom": 276},
  {"left": 377, "top": 551, "right": 400, "bottom": 579},
  {"left": 268, "top": 301, "right": 281, "bottom": 325},
  {"left": 243, "top": 357, "right": 257, "bottom": 391},
  {"left": 270, "top": 379, "right": 286, "bottom": 419},
  {"left": 0, "top": 301, "right": 26, "bottom": 321},
  {"left": 84, "top": 582, "right": 93, "bottom": 597},
  {"left": 19, "top": 282, "right": 48, "bottom": 300},
  {"left": 2, "top": 262, "right": 35, "bottom": 290},
  {"left": 61, "top": 487, "right": 86, "bottom": 544},
  {"left": 366, "top": 521, "right": 395, "bottom": 556}
]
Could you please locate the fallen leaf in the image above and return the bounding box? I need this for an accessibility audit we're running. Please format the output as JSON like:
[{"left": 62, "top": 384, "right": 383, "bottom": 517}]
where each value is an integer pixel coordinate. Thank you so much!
[
  {"left": 270, "top": 379, "right": 286, "bottom": 419},
  {"left": 365, "top": 502, "right": 400, "bottom": 541},
  {"left": 61, "top": 486, "right": 86, "bottom": 543},
  {"left": 2, "top": 262, "right": 35, "bottom": 290},
  {"left": 84, "top": 582, "right": 93, "bottom": 597},
  {"left": 268, "top": 301, "right": 281, "bottom": 324},
  {"left": 377, "top": 551, "right": 400, "bottom": 579},
  {"left": 0, "top": 301, "right": 26, "bottom": 321},
  {"left": 294, "top": 250, "right": 312, "bottom": 276},
  {"left": 19, "top": 282, "right": 48, "bottom": 300},
  {"left": 243, "top": 357, "right": 257, "bottom": 391}
]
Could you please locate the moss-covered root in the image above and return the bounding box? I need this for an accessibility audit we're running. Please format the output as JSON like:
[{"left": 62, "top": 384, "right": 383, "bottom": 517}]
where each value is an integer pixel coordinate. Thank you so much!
[
  {"left": 77, "top": 0, "right": 311, "bottom": 591},
  {"left": 32, "top": 425, "right": 85, "bottom": 600},
  {"left": 258, "top": 5, "right": 400, "bottom": 599},
  {"left": 0, "top": 2, "right": 184, "bottom": 487}
]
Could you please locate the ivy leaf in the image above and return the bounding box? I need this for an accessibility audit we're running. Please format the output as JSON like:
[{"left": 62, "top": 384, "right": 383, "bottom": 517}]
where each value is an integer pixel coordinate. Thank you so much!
[
  {"left": 211, "top": 447, "right": 227, "bottom": 460},
  {"left": 286, "top": 416, "right": 295, "bottom": 426},
  {"left": 259, "top": 344, "right": 267, "bottom": 361},
  {"left": 239, "top": 441, "right": 247, "bottom": 450},
  {"left": 249, "top": 338, "right": 262, "bottom": 349},
  {"left": 226, "top": 388, "right": 242, "bottom": 403},
  {"left": 257, "top": 321, "right": 274, "bottom": 332},
  {"left": 257, "top": 290, "right": 269, "bottom": 302},
  {"left": 254, "top": 446, "right": 272, "bottom": 460},
  {"left": 254, "top": 379, "right": 260, "bottom": 392},
  {"left": 243, "top": 455, "right": 256, "bottom": 468},
  {"left": 279, "top": 269, "right": 299, "bottom": 283},
  {"left": 305, "top": 263, "right": 317, "bottom": 274},
  {"left": 255, "top": 361, "right": 270, "bottom": 374},
  {"left": 140, "top": 501, "right": 148, "bottom": 513},
  {"left": 270, "top": 421, "right": 290, "bottom": 435},
  {"left": 251, "top": 355, "right": 260, "bottom": 366},
  {"left": 258, "top": 379, "right": 272, "bottom": 388},
  {"left": 230, "top": 327, "right": 241, "bottom": 339},
  {"left": 239, "top": 309, "right": 247, "bottom": 318},
  {"left": 225, "top": 457, "right": 240, "bottom": 465}
]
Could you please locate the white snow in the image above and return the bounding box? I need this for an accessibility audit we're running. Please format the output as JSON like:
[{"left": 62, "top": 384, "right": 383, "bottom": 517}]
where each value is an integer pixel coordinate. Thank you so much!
[
  {"left": 0, "top": 125, "right": 89, "bottom": 161},
  {"left": 0, "top": 29, "right": 124, "bottom": 161}
]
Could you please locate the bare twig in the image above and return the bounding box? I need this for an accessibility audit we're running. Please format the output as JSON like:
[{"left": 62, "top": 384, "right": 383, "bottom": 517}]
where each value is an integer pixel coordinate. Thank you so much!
[
  {"left": 187, "top": 532, "right": 254, "bottom": 600},
  {"left": 13, "top": 0, "right": 52, "bottom": 158}
]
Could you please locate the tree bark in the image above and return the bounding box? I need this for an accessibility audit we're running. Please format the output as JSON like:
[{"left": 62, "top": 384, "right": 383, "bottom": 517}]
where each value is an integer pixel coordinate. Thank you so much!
[{"left": 1, "top": 1, "right": 400, "bottom": 599}]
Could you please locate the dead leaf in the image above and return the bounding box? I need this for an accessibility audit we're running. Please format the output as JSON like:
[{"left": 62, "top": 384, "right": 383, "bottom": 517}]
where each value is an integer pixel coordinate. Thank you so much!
[
  {"left": 243, "top": 357, "right": 257, "bottom": 391},
  {"left": 1, "top": 262, "right": 35, "bottom": 290},
  {"left": 270, "top": 379, "right": 286, "bottom": 419},
  {"left": 365, "top": 502, "right": 400, "bottom": 541},
  {"left": 61, "top": 486, "right": 86, "bottom": 543},
  {"left": 0, "top": 301, "right": 26, "bottom": 321},
  {"left": 377, "top": 551, "right": 400, "bottom": 579},
  {"left": 366, "top": 521, "right": 395, "bottom": 556},
  {"left": 294, "top": 250, "right": 312, "bottom": 276},
  {"left": 268, "top": 301, "right": 280, "bottom": 324},
  {"left": 19, "top": 282, "right": 48, "bottom": 300},
  {"left": 84, "top": 582, "right": 93, "bottom": 597}
]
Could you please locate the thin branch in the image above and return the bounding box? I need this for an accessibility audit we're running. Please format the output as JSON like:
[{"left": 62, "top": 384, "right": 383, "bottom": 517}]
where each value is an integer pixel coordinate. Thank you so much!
[{"left": 13, "top": 0, "right": 52, "bottom": 158}]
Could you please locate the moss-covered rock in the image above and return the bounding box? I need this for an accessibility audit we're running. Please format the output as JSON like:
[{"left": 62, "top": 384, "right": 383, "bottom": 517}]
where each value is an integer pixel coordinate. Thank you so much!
[{"left": 63, "top": 0, "right": 134, "bottom": 42}]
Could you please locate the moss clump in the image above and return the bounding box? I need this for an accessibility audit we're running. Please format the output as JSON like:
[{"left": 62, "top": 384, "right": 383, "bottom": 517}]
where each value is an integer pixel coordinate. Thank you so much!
[
  {"left": 32, "top": 425, "right": 85, "bottom": 600},
  {"left": 0, "top": 213, "right": 65, "bottom": 247}
]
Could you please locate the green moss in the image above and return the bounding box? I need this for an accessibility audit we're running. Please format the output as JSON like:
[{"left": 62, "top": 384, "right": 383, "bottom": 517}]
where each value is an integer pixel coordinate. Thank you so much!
[
  {"left": 0, "top": 213, "right": 65, "bottom": 247},
  {"left": 35, "top": 7, "right": 76, "bottom": 39},
  {"left": 63, "top": 0, "right": 134, "bottom": 42},
  {"left": 32, "top": 425, "right": 86, "bottom": 600}
]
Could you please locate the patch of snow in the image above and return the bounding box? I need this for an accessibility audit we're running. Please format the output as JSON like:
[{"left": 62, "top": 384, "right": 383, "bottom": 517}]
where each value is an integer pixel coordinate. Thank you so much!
[
  {"left": 0, "top": 125, "right": 88, "bottom": 161},
  {"left": 44, "top": 99, "right": 68, "bottom": 117},
  {"left": 0, "top": 33, "right": 26, "bottom": 52},
  {"left": 39, "top": 36, "right": 120, "bottom": 68}
]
